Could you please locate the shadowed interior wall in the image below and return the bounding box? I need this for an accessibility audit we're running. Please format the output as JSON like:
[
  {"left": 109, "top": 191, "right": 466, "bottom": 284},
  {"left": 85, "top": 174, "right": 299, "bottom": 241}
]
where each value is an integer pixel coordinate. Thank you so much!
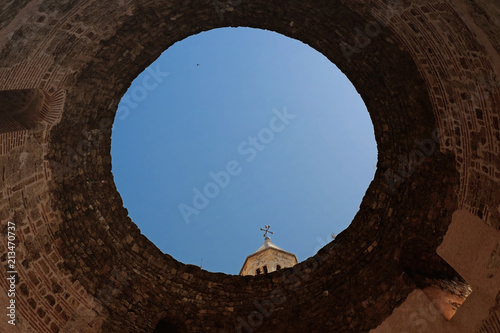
[{"left": 0, "top": 1, "right": 499, "bottom": 332}]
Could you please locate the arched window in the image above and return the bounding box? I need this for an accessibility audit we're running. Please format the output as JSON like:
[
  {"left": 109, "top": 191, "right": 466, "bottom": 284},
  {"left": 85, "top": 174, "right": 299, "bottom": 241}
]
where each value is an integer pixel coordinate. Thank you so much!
[
  {"left": 255, "top": 268, "right": 261, "bottom": 275},
  {"left": 276, "top": 265, "right": 281, "bottom": 270},
  {"left": 263, "top": 265, "right": 268, "bottom": 274}
]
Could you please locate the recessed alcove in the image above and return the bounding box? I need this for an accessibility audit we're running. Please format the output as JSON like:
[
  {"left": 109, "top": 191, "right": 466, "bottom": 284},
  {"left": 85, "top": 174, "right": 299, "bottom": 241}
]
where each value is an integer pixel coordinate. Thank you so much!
[
  {"left": 0, "top": 88, "right": 66, "bottom": 155},
  {"left": 0, "top": 89, "right": 45, "bottom": 134}
]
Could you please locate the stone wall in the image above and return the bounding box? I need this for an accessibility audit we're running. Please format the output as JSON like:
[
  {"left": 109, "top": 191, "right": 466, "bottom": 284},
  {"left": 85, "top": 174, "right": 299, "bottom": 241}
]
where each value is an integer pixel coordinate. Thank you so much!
[{"left": 0, "top": 0, "right": 499, "bottom": 332}]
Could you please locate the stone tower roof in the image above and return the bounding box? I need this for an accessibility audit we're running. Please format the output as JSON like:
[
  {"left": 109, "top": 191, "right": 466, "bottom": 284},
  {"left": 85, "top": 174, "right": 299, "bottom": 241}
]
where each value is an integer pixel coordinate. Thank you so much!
[
  {"left": 239, "top": 236, "right": 298, "bottom": 276},
  {"left": 255, "top": 236, "right": 285, "bottom": 253}
]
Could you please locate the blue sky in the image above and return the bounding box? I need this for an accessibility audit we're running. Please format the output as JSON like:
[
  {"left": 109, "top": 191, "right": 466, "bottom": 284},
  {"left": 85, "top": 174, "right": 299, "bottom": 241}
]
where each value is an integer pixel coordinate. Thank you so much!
[{"left": 110, "top": 27, "right": 377, "bottom": 274}]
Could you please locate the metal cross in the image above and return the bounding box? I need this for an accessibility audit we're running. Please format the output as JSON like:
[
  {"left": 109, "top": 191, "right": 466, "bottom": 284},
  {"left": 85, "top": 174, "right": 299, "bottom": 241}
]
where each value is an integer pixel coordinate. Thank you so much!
[{"left": 260, "top": 225, "right": 273, "bottom": 238}]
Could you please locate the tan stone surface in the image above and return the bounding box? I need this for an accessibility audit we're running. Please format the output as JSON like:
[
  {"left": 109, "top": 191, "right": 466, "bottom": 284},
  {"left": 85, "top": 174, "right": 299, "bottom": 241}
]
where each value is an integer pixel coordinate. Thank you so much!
[{"left": 240, "top": 242, "right": 298, "bottom": 276}]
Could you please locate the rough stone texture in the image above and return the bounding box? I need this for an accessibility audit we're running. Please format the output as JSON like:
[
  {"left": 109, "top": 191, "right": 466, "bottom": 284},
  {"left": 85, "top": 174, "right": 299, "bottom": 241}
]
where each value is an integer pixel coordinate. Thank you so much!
[{"left": 0, "top": 0, "right": 499, "bottom": 332}]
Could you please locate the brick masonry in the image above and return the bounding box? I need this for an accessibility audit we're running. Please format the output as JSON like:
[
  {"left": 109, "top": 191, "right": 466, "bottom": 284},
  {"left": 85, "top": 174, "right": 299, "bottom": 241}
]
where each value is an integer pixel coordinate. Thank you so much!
[{"left": 0, "top": 0, "right": 499, "bottom": 332}]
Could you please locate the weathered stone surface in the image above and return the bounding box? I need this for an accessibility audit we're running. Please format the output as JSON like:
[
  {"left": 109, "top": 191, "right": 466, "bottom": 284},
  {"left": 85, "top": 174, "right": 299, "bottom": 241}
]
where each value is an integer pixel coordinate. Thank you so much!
[{"left": 0, "top": 0, "right": 499, "bottom": 332}]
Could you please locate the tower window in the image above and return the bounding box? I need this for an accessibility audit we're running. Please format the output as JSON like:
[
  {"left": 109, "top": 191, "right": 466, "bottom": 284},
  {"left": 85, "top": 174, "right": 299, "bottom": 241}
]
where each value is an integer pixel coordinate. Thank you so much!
[
  {"left": 256, "top": 268, "right": 261, "bottom": 275},
  {"left": 276, "top": 265, "right": 281, "bottom": 270},
  {"left": 263, "top": 265, "right": 268, "bottom": 274}
]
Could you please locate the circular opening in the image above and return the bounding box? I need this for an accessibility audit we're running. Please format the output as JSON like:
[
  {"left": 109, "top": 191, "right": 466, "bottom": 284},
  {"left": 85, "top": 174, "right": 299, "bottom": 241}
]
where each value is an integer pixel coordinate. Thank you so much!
[{"left": 111, "top": 27, "right": 377, "bottom": 274}]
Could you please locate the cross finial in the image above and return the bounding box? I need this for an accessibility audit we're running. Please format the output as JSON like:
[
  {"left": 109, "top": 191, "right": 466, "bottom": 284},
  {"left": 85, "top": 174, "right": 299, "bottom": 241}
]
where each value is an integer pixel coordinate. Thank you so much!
[{"left": 260, "top": 225, "right": 273, "bottom": 238}]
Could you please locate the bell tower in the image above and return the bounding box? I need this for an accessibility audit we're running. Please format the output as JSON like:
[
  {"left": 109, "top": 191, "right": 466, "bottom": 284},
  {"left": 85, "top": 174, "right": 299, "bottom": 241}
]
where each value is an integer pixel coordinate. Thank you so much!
[{"left": 239, "top": 225, "right": 298, "bottom": 276}]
